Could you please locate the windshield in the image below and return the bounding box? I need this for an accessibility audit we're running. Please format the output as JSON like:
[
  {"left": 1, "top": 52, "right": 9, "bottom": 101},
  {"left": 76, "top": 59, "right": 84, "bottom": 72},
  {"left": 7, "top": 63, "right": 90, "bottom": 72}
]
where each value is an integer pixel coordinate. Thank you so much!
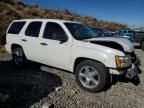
[
  {"left": 92, "top": 28, "right": 112, "bottom": 37},
  {"left": 64, "top": 23, "right": 98, "bottom": 40},
  {"left": 103, "top": 30, "right": 112, "bottom": 37}
]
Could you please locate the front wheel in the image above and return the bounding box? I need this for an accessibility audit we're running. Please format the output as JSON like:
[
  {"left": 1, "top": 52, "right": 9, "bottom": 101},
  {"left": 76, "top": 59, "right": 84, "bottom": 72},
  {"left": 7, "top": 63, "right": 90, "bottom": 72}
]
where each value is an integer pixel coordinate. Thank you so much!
[
  {"left": 12, "top": 47, "right": 27, "bottom": 66},
  {"left": 75, "top": 60, "right": 110, "bottom": 93}
]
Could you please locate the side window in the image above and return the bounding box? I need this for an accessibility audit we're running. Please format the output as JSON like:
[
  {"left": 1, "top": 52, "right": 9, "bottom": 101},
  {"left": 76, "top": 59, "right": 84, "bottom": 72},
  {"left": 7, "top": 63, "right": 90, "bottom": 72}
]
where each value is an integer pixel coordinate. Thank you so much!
[
  {"left": 25, "top": 21, "right": 42, "bottom": 37},
  {"left": 8, "top": 22, "right": 26, "bottom": 34},
  {"left": 43, "top": 22, "right": 67, "bottom": 41}
]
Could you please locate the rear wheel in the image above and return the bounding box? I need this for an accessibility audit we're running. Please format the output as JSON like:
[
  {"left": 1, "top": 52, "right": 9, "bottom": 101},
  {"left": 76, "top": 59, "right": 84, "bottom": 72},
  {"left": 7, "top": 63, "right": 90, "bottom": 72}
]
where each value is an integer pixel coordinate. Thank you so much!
[
  {"left": 141, "top": 41, "right": 144, "bottom": 51},
  {"left": 75, "top": 60, "right": 110, "bottom": 93},
  {"left": 12, "top": 47, "right": 27, "bottom": 66}
]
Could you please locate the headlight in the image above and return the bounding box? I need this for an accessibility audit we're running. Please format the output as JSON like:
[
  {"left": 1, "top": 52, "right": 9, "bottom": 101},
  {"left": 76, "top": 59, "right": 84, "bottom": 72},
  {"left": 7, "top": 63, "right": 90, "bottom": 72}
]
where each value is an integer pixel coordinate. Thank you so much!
[{"left": 115, "top": 55, "right": 132, "bottom": 68}]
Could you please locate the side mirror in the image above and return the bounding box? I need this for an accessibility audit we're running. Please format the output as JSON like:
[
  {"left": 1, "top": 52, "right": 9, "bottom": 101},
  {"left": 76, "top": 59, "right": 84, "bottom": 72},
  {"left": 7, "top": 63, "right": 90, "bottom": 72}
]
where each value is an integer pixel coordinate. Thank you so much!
[{"left": 53, "top": 32, "right": 67, "bottom": 43}]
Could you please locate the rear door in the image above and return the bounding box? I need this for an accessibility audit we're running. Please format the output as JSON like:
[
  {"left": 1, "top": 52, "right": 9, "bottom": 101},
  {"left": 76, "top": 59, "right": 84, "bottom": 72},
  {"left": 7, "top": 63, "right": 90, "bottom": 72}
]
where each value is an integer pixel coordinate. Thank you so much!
[{"left": 21, "top": 21, "right": 43, "bottom": 62}]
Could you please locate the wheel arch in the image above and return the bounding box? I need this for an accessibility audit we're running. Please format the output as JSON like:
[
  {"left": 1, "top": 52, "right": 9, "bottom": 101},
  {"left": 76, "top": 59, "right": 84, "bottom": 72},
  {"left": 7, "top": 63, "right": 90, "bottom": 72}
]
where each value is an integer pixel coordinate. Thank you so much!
[
  {"left": 11, "top": 44, "right": 27, "bottom": 59},
  {"left": 11, "top": 44, "right": 23, "bottom": 51},
  {"left": 73, "top": 57, "right": 106, "bottom": 73}
]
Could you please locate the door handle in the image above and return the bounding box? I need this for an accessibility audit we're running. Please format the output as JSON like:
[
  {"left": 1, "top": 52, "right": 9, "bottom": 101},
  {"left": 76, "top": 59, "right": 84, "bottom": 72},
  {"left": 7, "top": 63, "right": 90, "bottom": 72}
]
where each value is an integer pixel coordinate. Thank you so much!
[
  {"left": 40, "top": 43, "right": 48, "bottom": 46},
  {"left": 21, "top": 39, "right": 27, "bottom": 42}
]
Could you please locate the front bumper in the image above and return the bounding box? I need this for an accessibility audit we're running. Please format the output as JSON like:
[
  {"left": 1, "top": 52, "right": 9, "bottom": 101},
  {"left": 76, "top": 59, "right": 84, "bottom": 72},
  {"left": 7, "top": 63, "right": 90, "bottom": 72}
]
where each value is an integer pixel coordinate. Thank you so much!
[
  {"left": 110, "top": 64, "right": 138, "bottom": 79},
  {"left": 134, "top": 55, "right": 141, "bottom": 67},
  {"left": 125, "top": 64, "right": 139, "bottom": 79},
  {"left": 109, "top": 56, "right": 140, "bottom": 79}
]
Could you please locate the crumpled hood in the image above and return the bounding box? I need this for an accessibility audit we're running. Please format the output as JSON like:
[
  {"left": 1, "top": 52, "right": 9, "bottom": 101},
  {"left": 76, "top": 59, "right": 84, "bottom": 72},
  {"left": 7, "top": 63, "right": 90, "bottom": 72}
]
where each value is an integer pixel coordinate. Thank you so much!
[{"left": 84, "top": 37, "right": 134, "bottom": 52}]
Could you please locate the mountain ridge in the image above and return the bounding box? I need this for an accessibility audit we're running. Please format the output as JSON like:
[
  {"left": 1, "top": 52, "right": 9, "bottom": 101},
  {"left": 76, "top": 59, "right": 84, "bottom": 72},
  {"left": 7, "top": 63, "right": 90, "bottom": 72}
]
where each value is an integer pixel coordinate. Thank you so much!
[{"left": 0, "top": 0, "right": 128, "bottom": 44}]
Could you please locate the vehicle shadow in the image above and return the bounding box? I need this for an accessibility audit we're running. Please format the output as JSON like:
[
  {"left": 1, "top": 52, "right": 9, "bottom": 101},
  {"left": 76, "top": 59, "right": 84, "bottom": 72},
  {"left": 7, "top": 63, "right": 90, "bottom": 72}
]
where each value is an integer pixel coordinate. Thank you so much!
[
  {"left": 0, "top": 60, "right": 62, "bottom": 108},
  {"left": 119, "top": 75, "right": 140, "bottom": 85}
]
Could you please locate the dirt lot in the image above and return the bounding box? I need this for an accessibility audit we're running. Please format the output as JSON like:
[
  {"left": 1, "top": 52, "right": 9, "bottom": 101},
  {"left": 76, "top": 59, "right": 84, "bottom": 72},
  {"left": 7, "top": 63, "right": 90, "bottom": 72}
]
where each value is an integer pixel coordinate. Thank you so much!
[{"left": 0, "top": 48, "right": 144, "bottom": 108}]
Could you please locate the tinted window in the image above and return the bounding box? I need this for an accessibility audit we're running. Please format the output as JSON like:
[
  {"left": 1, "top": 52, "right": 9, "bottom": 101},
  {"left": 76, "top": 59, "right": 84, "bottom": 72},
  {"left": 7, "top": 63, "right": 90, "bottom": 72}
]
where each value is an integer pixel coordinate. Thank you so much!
[
  {"left": 25, "top": 22, "right": 42, "bottom": 37},
  {"left": 8, "top": 22, "right": 26, "bottom": 34},
  {"left": 43, "top": 22, "right": 67, "bottom": 40}
]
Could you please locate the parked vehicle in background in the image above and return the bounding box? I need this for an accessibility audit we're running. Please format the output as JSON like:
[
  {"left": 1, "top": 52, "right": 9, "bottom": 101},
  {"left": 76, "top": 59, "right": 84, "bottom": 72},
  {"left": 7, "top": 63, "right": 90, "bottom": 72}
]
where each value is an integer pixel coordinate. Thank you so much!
[
  {"left": 113, "top": 29, "right": 144, "bottom": 50},
  {"left": 115, "top": 29, "right": 134, "bottom": 41},
  {"left": 109, "top": 31, "right": 115, "bottom": 36},
  {"left": 133, "top": 31, "right": 144, "bottom": 50},
  {"left": 5, "top": 19, "right": 140, "bottom": 92}
]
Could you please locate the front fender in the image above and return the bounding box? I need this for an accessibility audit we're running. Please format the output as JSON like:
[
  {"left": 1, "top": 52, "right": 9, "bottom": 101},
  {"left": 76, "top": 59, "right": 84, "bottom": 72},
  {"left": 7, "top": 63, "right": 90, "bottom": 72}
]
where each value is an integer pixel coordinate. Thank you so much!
[{"left": 70, "top": 46, "right": 122, "bottom": 72}]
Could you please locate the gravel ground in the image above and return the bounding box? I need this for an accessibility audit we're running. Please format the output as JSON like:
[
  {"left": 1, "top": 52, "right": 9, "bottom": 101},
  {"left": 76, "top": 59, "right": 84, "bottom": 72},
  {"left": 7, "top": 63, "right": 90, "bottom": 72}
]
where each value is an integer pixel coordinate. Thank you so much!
[{"left": 0, "top": 48, "right": 144, "bottom": 108}]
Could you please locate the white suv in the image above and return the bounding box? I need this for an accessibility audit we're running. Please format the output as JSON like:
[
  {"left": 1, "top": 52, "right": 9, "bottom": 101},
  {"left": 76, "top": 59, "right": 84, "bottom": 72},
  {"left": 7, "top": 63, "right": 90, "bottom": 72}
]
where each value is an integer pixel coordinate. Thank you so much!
[{"left": 5, "top": 19, "right": 139, "bottom": 92}]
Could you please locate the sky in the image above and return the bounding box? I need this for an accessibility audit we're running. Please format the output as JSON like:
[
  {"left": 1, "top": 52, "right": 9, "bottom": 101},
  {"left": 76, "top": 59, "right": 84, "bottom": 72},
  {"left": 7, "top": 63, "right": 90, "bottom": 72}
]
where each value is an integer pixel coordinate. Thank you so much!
[{"left": 23, "top": 0, "right": 144, "bottom": 28}]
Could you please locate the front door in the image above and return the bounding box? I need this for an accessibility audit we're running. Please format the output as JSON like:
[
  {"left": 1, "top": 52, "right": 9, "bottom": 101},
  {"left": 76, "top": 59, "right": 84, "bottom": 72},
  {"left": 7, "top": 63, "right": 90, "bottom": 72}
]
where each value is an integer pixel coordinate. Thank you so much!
[{"left": 39, "top": 22, "right": 72, "bottom": 70}]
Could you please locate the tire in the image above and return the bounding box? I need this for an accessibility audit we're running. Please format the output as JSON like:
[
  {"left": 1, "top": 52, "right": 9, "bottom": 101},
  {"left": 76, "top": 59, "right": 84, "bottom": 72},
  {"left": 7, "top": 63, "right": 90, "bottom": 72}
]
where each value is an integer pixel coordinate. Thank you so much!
[
  {"left": 75, "top": 60, "right": 110, "bottom": 93},
  {"left": 141, "top": 41, "right": 144, "bottom": 51},
  {"left": 12, "top": 47, "right": 27, "bottom": 66}
]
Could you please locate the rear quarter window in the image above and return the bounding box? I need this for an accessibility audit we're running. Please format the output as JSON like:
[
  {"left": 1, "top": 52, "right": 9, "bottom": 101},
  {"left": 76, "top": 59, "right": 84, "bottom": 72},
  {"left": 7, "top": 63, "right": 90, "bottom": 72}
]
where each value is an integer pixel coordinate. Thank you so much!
[{"left": 8, "top": 22, "right": 26, "bottom": 34}]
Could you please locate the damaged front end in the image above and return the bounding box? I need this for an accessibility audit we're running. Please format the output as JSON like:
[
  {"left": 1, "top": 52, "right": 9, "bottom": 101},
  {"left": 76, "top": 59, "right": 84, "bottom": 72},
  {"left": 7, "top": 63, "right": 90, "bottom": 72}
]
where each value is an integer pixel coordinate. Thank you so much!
[
  {"left": 87, "top": 38, "right": 140, "bottom": 79},
  {"left": 90, "top": 41, "right": 124, "bottom": 51}
]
